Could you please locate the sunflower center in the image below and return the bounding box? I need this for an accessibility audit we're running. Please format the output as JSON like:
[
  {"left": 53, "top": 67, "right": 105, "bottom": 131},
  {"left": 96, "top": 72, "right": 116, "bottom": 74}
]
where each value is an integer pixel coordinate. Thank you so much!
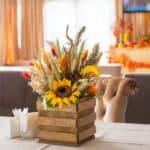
[{"left": 56, "top": 86, "right": 71, "bottom": 98}]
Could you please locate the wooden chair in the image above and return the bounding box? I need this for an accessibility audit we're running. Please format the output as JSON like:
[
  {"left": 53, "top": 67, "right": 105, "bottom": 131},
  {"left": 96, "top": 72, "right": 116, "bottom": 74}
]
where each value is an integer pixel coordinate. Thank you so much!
[{"left": 95, "top": 77, "right": 138, "bottom": 122}]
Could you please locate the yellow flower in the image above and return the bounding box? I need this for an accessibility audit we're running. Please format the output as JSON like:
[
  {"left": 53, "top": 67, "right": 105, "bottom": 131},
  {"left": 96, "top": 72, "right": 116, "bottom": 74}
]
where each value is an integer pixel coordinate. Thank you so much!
[
  {"left": 44, "top": 78, "right": 80, "bottom": 108},
  {"left": 72, "top": 83, "right": 78, "bottom": 91},
  {"left": 45, "top": 91, "right": 55, "bottom": 100},
  {"left": 52, "top": 78, "right": 71, "bottom": 92},
  {"left": 63, "top": 97, "right": 71, "bottom": 105},
  {"left": 69, "top": 95, "right": 78, "bottom": 103},
  {"left": 51, "top": 97, "right": 63, "bottom": 108},
  {"left": 72, "top": 91, "right": 80, "bottom": 97},
  {"left": 80, "top": 65, "right": 100, "bottom": 76}
]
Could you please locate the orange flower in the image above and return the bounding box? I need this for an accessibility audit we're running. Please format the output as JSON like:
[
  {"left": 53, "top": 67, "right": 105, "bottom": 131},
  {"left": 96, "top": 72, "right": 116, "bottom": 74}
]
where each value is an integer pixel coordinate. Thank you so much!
[
  {"left": 81, "top": 50, "right": 88, "bottom": 62},
  {"left": 59, "top": 54, "right": 68, "bottom": 70},
  {"left": 87, "top": 85, "right": 97, "bottom": 95}
]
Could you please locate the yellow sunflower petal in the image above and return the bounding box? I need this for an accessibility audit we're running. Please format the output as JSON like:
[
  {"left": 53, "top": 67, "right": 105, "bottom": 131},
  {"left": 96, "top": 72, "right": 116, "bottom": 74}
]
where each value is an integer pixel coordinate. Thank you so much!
[
  {"left": 61, "top": 78, "right": 71, "bottom": 87},
  {"left": 72, "top": 91, "right": 80, "bottom": 97},
  {"left": 69, "top": 96, "right": 78, "bottom": 104},
  {"left": 63, "top": 97, "right": 71, "bottom": 106},
  {"left": 51, "top": 97, "right": 63, "bottom": 108},
  {"left": 80, "top": 65, "right": 100, "bottom": 76},
  {"left": 57, "top": 98, "right": 63, "bottom": 108},
  {"left": 51, "top": 97, "right": 58, "bottom": 107},
  {"left": 72, "top": 83, "right": 78, "bottom": 91},
  {"left": 45, "top": 91, "right": 55, "bottom": 100}
]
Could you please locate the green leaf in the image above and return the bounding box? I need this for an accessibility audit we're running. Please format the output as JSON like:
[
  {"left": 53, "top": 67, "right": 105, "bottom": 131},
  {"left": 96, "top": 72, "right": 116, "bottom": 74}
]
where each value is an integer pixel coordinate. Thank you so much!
[
  {"left": 46, "top": 100, "right": 52, "bottom": 108},
  {"left": 78, "top": 82, "right": 90, "bottom": 92}
]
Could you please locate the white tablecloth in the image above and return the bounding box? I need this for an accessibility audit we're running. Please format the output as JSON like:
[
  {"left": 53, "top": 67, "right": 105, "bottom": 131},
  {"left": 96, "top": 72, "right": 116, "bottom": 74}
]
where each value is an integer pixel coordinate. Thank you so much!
[{"left": 1, "top": 121, "right": 150, "bottom": 150}]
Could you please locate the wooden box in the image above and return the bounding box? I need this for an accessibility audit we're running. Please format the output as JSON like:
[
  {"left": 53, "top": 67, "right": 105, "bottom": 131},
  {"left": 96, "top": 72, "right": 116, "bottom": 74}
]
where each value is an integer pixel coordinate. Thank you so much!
[{"left": 38, "top": 97, "right": 96, "bottom": 146}]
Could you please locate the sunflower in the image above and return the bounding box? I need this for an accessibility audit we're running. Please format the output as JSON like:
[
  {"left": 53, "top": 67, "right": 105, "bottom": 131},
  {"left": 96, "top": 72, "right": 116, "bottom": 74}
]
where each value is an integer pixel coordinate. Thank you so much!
[
  {"left": 44, "top": 78, "right": 80, "bottom": 108},
  {"left": 80, "top": 65, "right": 100, "bottom": 76}
]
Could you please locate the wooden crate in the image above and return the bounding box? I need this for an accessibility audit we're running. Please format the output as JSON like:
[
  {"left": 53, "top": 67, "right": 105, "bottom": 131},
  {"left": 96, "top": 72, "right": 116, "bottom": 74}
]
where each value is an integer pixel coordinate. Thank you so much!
[{"left": 38, "top": 96, "right": 96, "bottom": 146}]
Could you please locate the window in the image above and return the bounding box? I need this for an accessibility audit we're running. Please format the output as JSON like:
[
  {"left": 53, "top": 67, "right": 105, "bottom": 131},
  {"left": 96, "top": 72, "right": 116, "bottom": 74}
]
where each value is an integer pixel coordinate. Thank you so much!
[{"left": 44, "top": 0, "right": 116, "bottom": 63}]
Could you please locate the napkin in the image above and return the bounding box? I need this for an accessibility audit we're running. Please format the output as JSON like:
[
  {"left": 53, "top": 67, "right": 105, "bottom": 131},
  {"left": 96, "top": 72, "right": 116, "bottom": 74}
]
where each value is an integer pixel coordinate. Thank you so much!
[{"left": 12, "top": 108, "right": 38, "bottom": 138}]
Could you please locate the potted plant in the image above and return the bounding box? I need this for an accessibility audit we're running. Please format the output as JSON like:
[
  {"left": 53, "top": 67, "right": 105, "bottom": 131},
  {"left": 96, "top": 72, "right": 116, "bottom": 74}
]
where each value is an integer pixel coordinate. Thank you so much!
[{"left": 24, "top": 26, "right": 102, "bottom": 146}]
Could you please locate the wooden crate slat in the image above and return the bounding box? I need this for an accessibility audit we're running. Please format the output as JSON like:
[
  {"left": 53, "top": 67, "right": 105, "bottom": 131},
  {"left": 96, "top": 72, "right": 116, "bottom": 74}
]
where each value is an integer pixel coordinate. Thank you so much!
[
  {"left": 39, "top": 122, "right": 94, "bottom": 134},
  {"left": 39, "top": 139, "right": 79, "bottom": 146},
  {"left": 38, "top": 116, "right": 76, "bottom": 127},
  {"left": 39, "top": 107, "right": 94, "bottom": 119},
  {"left": 39, "top": 110, "right": 78, "bottom": 119},
  {"left": 39, "top": 125, "right": 77, "bottom": 133},
  {"left": 79, "top": 126, "right": 96, "bottom": 141},
  {"left": 38, "top": 130, "right": 77, "bottom": 143},
  {"left": 78, "top": 108, "right": 95, "bottom": 118},
  {"left": 78, "top": 98, "right": 96, "bottom": 112},
  {"left": 38, "top": 96, "right": 96, "bottom": 146},
  {"left": 78, "top": 112, "right": 96, "bottom": 127},
  {"left": 39, "top": 138, "right": 94, "bottom": 146},
  {"left": 42, "top": 105, "right": 76, "bottom": 113}
]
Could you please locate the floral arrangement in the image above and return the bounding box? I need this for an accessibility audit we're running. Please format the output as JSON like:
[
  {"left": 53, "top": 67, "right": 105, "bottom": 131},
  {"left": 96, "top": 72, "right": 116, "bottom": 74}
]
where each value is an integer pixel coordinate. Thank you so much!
[
  {"left": 109, "top": 19, "right": 150, "bottom": 71},
  {"left": 111, "top": 18, "right": 133, "bottom": 47},
  {"left": 111, "top": 18, "right": 150, "bottom": 48},
  {"left": 23, "top": 26, "right": 102, "bottom": 108}
]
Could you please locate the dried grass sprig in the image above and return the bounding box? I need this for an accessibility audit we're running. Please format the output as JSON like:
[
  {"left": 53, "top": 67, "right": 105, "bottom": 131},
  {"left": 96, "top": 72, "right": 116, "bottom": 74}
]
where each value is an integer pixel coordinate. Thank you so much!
[
  {"left": 66, "top": 25, "right": 73, "bottom": 48},
  {"left": 95, "top": 52, "right": 103, "bottom": 64},
  {"left": 30, "top": 68, "right": 48, "bottom": 89},
  {"left": 74, "top": 41, "right": 85, "bottom": 71},
  {"left": 56, "top": 39, "right": 61, "bottom": 58},
  {"left": 29, "top": 80, "right": 48, "bottom": 95},
  {"left": 74, "top": 26, "right": 86, "bottom": 50},
  {"left": 48, "top": 55, "right": 61, "bottom": 80},
  {"left": 86, "top": 43, "right": 100, "bottom": 65}
]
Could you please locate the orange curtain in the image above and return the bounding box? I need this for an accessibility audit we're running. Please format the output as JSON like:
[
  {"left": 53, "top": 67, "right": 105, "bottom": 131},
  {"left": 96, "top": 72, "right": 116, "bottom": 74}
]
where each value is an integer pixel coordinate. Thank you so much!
[
  {"left": 20, "top": 0, "right": 44, "bottom": 60},
  {"left": 2, "top": 0, "right": 18, "bottom": 65},
  {"left": 0, "top": 0, "right": 5, "bottom": 65},
  {"left": 0, "top": 0, "right": 44, "bottom": 65}
]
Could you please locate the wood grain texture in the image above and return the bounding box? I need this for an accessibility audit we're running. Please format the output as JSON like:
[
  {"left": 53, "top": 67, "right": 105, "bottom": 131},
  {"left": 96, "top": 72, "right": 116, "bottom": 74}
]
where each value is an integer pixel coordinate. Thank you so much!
[
  {"left": 38, "top": 130, "right": 77, "bottom": 143},
  {"left": 38, "top": 97, "right": 96, "bottom": 145},
  {"left": 77, "top": 98, "right": 96, "bottom": 112},
  {"left": 79, "top": 126, "right": 96, "bottom": 141},
  {"left": 38, "top": 116, "right": 76, "bottom": 128},
  {"left": 77, "top": 113, "right": 96, "bottom": 127},
  {"left": 39, "top": 123, "right": 94, "bottom": 134},
  {"left": 39, "top": 108, "right": 94, "bottom": 119}
]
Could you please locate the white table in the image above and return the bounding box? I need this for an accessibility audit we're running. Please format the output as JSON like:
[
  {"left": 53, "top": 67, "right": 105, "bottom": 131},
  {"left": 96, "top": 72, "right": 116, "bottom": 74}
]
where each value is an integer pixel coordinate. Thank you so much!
[{"left": 1, "top": 121, "right": 150, "bottom": 150}]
